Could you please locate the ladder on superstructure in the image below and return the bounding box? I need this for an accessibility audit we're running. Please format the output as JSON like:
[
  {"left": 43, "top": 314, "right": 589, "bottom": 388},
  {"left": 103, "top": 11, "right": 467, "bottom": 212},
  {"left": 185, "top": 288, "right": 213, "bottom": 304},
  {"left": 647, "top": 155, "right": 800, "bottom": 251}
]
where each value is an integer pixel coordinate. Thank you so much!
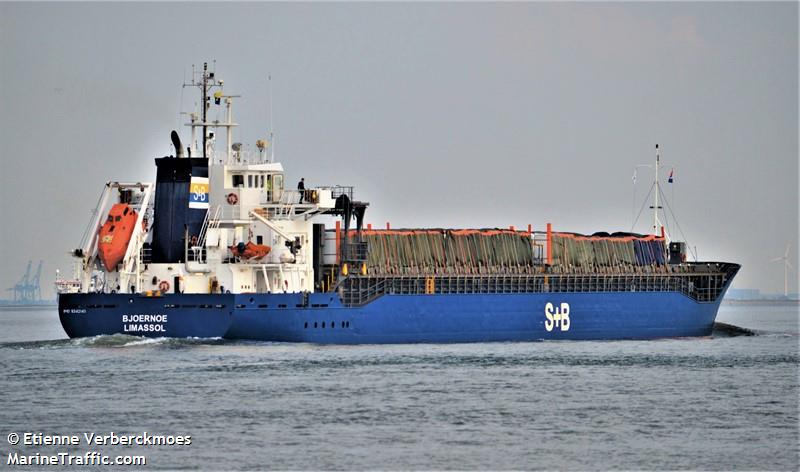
[
  {"left": 198, "top": 205, "right": 221, "bottom": 246},
  {"left": 118, "top": 184, "right": 154, "bottom": 293},
  {"left": 190, "top": 205, "right": 222, "bottom": 263}
]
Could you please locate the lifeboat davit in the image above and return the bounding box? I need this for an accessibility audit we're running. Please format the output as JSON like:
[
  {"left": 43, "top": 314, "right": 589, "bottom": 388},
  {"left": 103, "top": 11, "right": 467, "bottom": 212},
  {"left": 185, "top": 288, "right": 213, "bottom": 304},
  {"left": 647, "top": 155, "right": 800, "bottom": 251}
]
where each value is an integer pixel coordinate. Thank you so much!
[
  {"left": 230, "top": 241, "right": 271, "bottom": 260},
  {"left": 98, "top": 203, "right": 138, "bottom": 271}
]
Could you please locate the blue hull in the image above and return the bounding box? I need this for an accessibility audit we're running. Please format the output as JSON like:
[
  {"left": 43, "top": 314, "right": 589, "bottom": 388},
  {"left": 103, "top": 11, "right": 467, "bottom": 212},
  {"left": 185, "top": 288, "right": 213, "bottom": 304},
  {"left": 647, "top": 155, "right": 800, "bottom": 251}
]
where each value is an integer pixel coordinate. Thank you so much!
[{"left": 59, "top": 290, "right": 724, "bottom": 343}]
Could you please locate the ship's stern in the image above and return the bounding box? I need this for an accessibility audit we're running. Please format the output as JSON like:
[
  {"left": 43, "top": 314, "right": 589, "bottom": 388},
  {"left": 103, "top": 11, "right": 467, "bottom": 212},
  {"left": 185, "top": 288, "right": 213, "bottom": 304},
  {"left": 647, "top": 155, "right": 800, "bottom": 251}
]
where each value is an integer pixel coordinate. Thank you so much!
[{"left": 58, "top": 293, "right": 235, "bottom": 339}]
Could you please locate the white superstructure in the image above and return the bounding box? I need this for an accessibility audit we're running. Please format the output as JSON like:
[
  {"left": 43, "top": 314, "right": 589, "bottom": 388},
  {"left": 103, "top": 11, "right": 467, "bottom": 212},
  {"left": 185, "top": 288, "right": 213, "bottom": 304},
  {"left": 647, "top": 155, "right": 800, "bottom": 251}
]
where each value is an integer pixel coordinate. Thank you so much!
[{"left": 66, "top": 62, "right": 358, "bottom": 296}]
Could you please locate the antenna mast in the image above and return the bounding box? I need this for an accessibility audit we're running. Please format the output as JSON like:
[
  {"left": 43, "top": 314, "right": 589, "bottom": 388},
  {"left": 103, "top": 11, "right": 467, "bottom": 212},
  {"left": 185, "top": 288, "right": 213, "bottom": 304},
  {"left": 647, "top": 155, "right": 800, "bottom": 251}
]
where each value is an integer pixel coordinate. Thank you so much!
[
  {"left": 269, "top": 75, "right": 275, "bottom": 163},
  {"left": 183, "top": 61, "right": 236, "bottom": 162},
  {"left": 202, "top": 62, "right": 209, "bottom": 158}
]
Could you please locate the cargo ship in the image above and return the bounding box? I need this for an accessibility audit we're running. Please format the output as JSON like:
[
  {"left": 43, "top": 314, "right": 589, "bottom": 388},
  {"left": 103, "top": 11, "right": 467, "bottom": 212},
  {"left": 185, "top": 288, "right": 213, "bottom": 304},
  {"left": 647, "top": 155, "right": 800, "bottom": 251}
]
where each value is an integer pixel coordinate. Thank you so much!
[{"left": 58, "top": 64, "right": 739, "bottom": 343}]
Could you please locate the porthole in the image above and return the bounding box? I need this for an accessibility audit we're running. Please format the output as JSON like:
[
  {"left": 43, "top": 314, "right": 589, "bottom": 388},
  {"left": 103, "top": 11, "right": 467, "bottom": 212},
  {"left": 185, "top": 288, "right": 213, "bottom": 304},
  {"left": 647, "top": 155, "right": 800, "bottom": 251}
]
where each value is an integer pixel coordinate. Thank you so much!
[
  {"left": 128, "top": 298, "right": 134, "bottom": 304},
  {"left": 341, "top": 321, "right": 345, "bottom": 328},
  {"left": 322, "top": 322, "right": 326, "bottom": 328},
  {"left": 304, "top": 322, "right": 308, "bottom": 329},
  {"left": 314, "top": 322, "right": 318, "bottom": 328},
  {"left": 346, "top": 321, "right": 350, "bottom": 328},
  {"left": 249, "top": 297, "right": 254, "bottom": 303},
  {"left": 331, "top": 322, "right": 335, "bottom": 329}
]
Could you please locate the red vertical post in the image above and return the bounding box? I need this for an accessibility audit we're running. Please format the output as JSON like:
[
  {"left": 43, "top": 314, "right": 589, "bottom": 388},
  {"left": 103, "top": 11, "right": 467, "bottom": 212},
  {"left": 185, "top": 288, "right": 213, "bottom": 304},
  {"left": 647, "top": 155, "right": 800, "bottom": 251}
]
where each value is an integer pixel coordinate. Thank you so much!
[
  {"left": 509, "top": 225, "right": 515, "bottom": 231},
  {"left": 546, "top": 222, "right": 553, "bottom": 265},
  {"left": 367, "top": 223, "right": 372, "bottom": 230},
  {"left": 527, "top": 224, "right": 532, "bottom": 234},
  {"left": 386, "top": 222, "right": 391, "bottom": 230},
  {"left": 335, "top": 220, "right": 341, "bottom": 264},
  {"left": 660, "top": 226, "right": 665, "bottom": 239}
]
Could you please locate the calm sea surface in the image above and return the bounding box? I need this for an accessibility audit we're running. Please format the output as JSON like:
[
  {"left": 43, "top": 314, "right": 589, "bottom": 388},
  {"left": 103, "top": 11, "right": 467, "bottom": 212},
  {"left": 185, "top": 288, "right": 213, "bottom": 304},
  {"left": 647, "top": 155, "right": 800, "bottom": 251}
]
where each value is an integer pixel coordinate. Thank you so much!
[{"left": 0, "top": 304, "right": 797, "bottom": 470}]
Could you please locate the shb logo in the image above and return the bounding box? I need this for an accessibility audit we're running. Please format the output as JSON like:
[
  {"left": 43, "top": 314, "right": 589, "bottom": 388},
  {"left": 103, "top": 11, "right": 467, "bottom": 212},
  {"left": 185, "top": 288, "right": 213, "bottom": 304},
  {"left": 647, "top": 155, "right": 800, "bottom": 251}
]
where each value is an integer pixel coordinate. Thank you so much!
[
  {"left": 545, "top": 302, "right": 571, "bottom": 332},
  {"left": 188, "top": 177, "right": 209, "bottom": 209}
]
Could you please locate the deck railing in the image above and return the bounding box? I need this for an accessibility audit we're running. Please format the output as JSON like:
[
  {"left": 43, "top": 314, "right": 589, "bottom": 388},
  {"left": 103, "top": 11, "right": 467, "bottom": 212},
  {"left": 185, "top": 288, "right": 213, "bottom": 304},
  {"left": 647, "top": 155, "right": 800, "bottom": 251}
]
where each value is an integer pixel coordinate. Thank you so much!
[{"left": 336, "top": 263, "right": 739, "bottom": 307}]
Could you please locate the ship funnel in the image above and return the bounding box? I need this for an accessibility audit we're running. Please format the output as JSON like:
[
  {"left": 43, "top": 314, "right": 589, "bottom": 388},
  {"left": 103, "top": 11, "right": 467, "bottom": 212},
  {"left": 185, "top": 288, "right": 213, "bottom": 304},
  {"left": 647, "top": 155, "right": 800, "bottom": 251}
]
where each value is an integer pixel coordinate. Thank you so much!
[{"left": 171, "top": 130, "right": 184, "bottom": 158}]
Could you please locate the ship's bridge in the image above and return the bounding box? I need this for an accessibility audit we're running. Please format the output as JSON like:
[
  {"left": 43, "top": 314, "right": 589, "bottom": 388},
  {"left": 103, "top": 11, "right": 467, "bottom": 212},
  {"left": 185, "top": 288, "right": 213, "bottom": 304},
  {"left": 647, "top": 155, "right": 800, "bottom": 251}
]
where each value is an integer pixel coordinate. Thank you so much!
[{"left": 222, "top": 162, "right": 286, "bottom": 203}]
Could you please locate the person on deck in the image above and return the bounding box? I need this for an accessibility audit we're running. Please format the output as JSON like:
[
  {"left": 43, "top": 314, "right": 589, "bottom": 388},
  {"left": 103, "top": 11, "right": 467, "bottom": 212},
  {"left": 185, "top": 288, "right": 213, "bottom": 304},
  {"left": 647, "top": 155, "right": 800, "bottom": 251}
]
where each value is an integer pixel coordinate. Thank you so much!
[{"left": 297, "top": 177, "right": 305, "bottom": 204}]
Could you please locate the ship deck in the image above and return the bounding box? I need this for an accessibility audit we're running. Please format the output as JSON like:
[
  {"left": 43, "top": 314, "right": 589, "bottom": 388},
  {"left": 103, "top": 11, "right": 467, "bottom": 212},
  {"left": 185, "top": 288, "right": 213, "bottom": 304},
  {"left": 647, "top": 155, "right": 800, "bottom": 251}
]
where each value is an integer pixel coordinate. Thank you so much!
[{"left": 335, "top": 262, "right": 740, "bottom": 307}]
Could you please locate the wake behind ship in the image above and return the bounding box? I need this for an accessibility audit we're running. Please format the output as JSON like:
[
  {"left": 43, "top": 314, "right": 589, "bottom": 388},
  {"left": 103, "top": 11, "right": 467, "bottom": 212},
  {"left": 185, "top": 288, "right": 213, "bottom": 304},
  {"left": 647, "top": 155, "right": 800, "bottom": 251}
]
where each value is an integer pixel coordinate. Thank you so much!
[{"left": 57, "top": 63, "right": 739, "bottom": 343}]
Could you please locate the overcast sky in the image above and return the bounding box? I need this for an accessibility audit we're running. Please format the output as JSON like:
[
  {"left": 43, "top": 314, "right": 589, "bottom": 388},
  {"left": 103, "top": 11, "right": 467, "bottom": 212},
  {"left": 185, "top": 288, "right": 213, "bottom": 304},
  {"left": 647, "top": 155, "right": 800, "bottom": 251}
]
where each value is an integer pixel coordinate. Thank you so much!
[{"left": 0, "top": 2, "right": 797, "bottom": 297}]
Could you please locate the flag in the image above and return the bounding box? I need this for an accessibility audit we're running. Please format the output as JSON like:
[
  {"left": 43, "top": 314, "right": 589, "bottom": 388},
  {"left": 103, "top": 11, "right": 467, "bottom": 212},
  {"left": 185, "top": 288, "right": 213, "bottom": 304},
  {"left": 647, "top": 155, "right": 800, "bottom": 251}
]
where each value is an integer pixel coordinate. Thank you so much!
[{"left": 668, "top": 168, "right": 674, "bottom": 184}]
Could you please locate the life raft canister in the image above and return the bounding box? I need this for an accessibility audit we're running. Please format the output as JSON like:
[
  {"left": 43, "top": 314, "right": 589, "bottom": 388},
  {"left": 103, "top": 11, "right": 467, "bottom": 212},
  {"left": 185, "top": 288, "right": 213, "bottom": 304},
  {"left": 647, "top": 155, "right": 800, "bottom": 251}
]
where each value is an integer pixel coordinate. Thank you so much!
[
  {"left": 158, "top": 280, "right": 170, "bottom": 292},
  {"left": 227, "top": 193, "right": 238, "bottom": 205}
]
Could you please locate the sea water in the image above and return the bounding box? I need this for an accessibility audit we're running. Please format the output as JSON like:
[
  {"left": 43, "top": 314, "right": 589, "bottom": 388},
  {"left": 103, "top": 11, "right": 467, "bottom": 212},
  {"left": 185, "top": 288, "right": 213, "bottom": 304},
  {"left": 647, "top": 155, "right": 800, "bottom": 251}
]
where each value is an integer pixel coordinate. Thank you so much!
[{"left": 0, "top": 304, "right": 797, "bottom": 470}]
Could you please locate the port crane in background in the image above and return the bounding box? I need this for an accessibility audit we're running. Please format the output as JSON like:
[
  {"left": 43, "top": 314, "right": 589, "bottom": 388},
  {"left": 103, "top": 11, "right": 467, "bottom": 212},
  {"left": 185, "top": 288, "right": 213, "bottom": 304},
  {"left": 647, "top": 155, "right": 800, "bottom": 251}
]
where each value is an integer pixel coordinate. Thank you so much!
[{"left": 6, "top": 260, "right": 43, "bottom": 303}]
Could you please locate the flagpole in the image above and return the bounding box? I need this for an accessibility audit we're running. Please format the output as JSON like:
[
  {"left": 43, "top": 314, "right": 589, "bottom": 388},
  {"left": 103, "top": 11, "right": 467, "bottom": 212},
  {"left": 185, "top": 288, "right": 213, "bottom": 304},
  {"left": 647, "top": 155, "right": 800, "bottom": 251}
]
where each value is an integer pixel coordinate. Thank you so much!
[
  {"left": 671, "top": 170, "right": 675, "bottom": 218},
  {"left": 667, "top": 166, "right": 675, "bottom": 236}
]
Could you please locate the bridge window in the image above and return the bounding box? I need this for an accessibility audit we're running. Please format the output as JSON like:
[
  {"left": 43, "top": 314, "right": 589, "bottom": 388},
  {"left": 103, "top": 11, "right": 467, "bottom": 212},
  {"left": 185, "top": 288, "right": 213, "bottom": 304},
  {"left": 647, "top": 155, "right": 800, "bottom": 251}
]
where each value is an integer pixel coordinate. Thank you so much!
[
  {"left": 248, "top": 175, "right": 253, "bottom": 187},
  {"left": 232, "top": 174, "right": 244, "bottom": 188}
]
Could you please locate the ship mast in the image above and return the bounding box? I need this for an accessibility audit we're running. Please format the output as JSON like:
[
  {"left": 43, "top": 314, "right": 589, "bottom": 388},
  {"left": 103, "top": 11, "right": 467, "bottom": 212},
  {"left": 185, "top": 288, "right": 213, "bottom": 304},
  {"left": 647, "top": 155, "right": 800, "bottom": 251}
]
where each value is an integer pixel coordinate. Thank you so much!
[
  {"left": 202, "top": 62, "right": 209, "bottom": 158},
  {"left": 183, "top": 61, "right": 238, "bottom": 162},
  {"left": 651, "top": 144, "right": 664, "bottom": 237},
  {"left": 654, "top": 144, "right": 661, "bottom": 234}
]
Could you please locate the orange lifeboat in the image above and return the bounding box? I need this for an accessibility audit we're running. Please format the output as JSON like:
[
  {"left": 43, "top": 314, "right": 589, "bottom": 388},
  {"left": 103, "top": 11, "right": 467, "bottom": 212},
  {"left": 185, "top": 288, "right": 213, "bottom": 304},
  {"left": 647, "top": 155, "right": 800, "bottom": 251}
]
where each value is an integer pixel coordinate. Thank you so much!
[
  {"left": 229, "top": 241, "right": 271, "bottom": 260},
  {"left": 98, "top": 203, "right": 138, "bottom": 271}
]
